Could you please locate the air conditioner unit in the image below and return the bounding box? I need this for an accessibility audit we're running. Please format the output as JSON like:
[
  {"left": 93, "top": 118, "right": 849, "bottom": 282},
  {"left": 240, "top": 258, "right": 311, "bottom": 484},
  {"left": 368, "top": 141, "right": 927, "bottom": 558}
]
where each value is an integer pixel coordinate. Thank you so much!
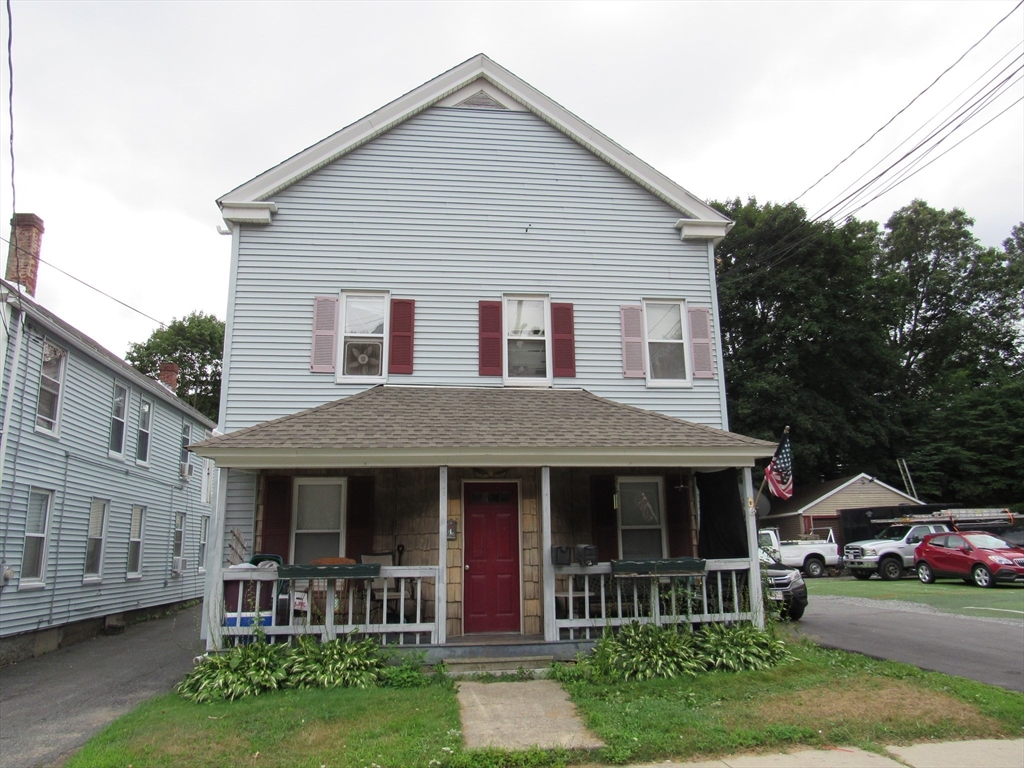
[
  {"left": 172, "top": 556, "right": 188, "bottom": 573},
  {"left": 179, "top": 462, "right": 194, "bottom": 480}
]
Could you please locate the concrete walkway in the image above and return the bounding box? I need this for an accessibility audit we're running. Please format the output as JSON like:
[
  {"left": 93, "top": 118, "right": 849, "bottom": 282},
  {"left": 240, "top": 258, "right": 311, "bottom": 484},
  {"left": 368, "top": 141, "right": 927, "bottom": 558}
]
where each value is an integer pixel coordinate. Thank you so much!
[
  {"left": 0, "top": 604, "right": 203, "bottom": 768},
  {"left": 457, "top": 679, "right": 604, "bottom": 749}
]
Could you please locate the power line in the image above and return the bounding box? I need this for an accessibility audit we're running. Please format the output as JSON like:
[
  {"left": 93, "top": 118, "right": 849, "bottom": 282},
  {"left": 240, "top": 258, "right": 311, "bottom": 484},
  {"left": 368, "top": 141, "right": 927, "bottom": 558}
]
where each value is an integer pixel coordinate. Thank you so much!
[{"left": 0, "top": 233, "right": 168, "bottom": 328}]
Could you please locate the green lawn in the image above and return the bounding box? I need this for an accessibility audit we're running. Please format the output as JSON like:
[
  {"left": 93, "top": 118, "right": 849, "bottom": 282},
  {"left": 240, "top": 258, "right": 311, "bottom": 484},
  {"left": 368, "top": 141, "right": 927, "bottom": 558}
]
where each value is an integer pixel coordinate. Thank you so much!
[
  {"left": 806, "top": 577, "right": 1024, "bottom": 618},
  {"left": 65, "top": 639, "right": 1024, "bottom": 768}
]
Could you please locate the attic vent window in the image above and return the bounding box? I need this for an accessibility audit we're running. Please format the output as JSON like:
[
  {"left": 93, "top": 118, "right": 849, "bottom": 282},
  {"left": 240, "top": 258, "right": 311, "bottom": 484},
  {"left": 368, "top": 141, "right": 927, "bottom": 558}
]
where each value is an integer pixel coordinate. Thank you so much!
[{"left": 455, "top": 90, "right": 509, "bottom": 110}]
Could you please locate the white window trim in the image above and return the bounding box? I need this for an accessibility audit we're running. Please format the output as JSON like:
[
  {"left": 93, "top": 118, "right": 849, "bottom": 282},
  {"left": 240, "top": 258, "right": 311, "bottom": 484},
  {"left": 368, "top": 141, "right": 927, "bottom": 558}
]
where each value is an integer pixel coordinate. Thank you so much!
[
  {"left": 173, "top": 511, "right": 186, "bottom": 559},
  {"left": 35, "top": 339, "right": 67, "bottom": 437},
  {"left": 20, "top": 488, "right": 53, "bottom": 588},
  {"left": 136, "top": 397, "right": 153, "bottom": 466},
  {"left": 616, "top": 476, "right": 668, "bottom": 559},
  {"left": 642, "top": 298, "right": 692, "bottom": 389},
  {"left": 108, "top": 382, "right": 129, "bottom": 458},
  {"left": 127, "top": 505, "right": 145, "bottom": 579},
  {"left": 336, "top": 291, "right": 390, "bottom": 384},
  {"left": 502, "top": 294, "right": 553, "bottom": 386},
  {"left": 289, "top": 477, "right": 348, "bottom": 564},
  {"left": 84, "top": 498, "right": 110, "bottom": 583},
  {"left": 200, "top": 457, "right": 215, "bottom": 504},
  {"left": 198, "top": 515, "right": 209, "bottom": 573},
  {"left": 180, "top": 423, "right": 192, "bottom": 466}
]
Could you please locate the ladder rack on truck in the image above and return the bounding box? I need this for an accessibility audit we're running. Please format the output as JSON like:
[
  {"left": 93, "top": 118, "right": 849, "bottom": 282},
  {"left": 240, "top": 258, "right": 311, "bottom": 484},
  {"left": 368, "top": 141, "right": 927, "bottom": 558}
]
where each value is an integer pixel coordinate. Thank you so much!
[{"left": 870, "top": 508, "right": 1014, "bottom": 529}]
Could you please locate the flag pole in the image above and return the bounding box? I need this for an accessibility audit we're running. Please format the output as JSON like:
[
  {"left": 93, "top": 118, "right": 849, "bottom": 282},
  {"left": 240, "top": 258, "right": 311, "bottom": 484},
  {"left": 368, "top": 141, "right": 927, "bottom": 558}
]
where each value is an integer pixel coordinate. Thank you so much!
[{"left": 754, "top": 425, "right": 789, "bottom": 511}]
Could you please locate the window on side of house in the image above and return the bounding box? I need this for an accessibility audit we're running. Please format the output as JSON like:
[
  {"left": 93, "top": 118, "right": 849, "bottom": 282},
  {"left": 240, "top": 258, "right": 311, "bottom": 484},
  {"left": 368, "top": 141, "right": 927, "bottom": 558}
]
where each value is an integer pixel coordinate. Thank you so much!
[
  {"left": 173, "top": 512, "right": 185, "bottom": 559},
  {"left": 180, "top": 423, "right": 191, "bottom": 467},
  {"left": 291, "top": 478, "right": 346, "bottom": 563},
  {"left": 504, "top": 295, "right": 550, "bottom": 384},
  {"left": 617, "top": 477, "right": 667, "bottom": 559},
  {"left": 340, "top": 292, "right": 388, "bottom": 381},
  {"left": 136, "top": 398, "right": 152, "bottom": 464},
  {"left": 198, "top": 516, "right": 209, "bottom": 571},
  {"left": 642, "top": 299, "right": 688, "bottom": 385},
  {"left": 127, "top": 506, "right": 144, "bottom": 577},
  {"left": 108, "top": 383, "right": 129, "bottom": 456},
  {"left": 85, "top": 498, "right": 109, "bottom": 579},
  {"left": 22, "top": 488, "right": 52, "bottom": 583},
  {"left": 35, "top": 341, "right": 67, "bottom": 434}
]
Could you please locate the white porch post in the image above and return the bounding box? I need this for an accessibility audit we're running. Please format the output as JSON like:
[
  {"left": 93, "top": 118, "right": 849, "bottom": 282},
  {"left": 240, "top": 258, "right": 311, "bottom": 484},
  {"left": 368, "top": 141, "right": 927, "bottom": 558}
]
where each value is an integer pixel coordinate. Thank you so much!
[
  {"left": 203, "top": 466, "right": 231, "bottom": 651},
  {"left": 742, "top": 467, "right": 765, "bottom": 629},
  {"left": 541, "top": 466, "right": 556, "bottom": 642},
  {"left": 436, "top": 466, "right": 448, "bottom": 645}
]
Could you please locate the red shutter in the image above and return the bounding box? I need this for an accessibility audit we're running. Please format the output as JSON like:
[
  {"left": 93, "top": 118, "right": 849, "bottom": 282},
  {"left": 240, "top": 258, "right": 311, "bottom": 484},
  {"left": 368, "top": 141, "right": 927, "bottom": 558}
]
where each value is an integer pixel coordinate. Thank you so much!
[
  {"left": 388, "top": 299, "right": 415, "bottom": 374},
  {"left": 478, "top": 300, "right": 503, "bottom": 376},
  {"left": 551, "top": 303, "right": 576, "bottom": 377},
  {"left": 590, "top": 474, "right": 619, "bottom": 562},
  {"left": 261, "top": 476, "right": 293, "bottom": 562},
  {"left": 688, "top": 307, "right": 715, "bottom": 379},
  {"left": 345, "top": 475, "right": 375, "bottom": 560},
  {"left": 310, "top": 296, "right": 338, "bottom": 373},
  {"left": 620, "top": 305, "right": 645, "bottom": 378}
]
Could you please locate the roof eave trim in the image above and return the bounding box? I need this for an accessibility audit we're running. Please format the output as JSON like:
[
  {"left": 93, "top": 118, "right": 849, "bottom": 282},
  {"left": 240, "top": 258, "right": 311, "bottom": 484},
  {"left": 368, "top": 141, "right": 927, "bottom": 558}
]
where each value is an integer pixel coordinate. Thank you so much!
[
  {"left": 217, "top": 54, "right": 732, "bottom": 223},
  {"left": 221, "top": 202, "right": 278, "bottom": 225},
  {"left": 674, "top": 218, "right": 733, "bottom": 244},
  {"left": 188, "top": 444, "right": 775, "bottom": 469}
]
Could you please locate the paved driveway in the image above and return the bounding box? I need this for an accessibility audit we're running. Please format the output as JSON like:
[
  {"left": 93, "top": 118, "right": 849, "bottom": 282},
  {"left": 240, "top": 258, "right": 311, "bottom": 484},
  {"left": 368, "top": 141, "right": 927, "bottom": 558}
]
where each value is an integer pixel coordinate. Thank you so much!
[
  {"left": 0, "top": 604, "right": 204, "bottom": 768},
  {"left": 794, "top": 594, "right": 1024, "bottom": 692}
]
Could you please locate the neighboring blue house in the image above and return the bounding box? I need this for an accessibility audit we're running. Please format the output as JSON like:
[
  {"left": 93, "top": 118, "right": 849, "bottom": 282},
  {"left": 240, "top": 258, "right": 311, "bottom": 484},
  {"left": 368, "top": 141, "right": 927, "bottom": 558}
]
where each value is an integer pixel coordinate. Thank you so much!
[
  {"left": 193, "top": 55, "right": 776, "bottom": 655},
  {"left": 0, "top": 214, "right": 216, "bottom": 662}
]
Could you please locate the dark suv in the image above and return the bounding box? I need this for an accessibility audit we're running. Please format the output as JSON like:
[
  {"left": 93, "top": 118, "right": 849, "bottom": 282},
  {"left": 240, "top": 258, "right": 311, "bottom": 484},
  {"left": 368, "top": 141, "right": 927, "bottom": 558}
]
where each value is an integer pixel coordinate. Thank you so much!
[{"left": 761, "top": 549, "right": 808, "bottom": 620}]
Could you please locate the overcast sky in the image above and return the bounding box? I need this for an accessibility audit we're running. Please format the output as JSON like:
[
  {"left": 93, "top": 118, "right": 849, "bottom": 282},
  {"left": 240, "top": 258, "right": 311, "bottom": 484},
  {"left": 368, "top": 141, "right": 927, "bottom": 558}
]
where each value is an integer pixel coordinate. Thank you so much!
[{"left": 1, "top": 1, "right": 1021, "bottom": 361}]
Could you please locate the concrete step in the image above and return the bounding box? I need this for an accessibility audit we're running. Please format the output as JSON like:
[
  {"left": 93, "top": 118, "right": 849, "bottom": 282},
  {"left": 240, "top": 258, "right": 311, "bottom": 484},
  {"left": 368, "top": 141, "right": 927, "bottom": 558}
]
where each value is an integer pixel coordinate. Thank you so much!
[{"left": 443, "top": 654, "right": 554, "bottom": 677}]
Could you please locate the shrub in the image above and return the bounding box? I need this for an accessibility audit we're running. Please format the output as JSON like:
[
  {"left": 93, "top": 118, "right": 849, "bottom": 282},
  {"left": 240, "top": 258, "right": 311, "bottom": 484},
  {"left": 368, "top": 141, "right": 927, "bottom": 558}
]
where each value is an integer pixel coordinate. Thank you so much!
[
  {"left": 178, "top": 637, "right": 291, "bottom": 703},
  {"left": 693, "top": 622, "right": 791, "bottom": 672},
  {"left": 286, "top": 634, "right": 384, "bottom": 689},
  {"left": 379, "top": 651, "right": 434, "bottom": 688}
]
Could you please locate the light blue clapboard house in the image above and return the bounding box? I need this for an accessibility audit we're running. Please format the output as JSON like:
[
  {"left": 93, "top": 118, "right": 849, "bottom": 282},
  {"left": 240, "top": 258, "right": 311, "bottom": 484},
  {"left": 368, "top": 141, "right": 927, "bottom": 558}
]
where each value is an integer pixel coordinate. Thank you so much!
[
  {"left": 0, "top": 214, "right": 216, "bottom": 661},
  {"left": 193, "top": 55, "right": 777, "bottom": 657}
]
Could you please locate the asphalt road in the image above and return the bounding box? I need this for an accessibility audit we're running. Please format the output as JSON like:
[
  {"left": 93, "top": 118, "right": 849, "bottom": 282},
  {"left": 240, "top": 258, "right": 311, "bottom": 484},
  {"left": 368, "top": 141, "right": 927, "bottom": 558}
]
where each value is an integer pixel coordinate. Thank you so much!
[
  {"left": 794, "top": 593, "right": 1024, "bottom": 692},
  {"left": 0, "top": 604, "right": 204, "bottom": 768}
]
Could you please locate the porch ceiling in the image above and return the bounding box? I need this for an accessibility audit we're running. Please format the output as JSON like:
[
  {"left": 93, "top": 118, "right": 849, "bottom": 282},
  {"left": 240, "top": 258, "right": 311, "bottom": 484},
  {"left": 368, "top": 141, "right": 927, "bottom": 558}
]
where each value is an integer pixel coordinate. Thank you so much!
[{"left": 191, "top": 386, "right": 776, "bottom": 469}]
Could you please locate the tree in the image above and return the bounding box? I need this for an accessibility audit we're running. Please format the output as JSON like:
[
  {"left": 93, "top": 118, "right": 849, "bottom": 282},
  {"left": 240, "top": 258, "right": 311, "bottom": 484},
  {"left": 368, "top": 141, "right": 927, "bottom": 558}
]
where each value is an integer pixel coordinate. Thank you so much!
[{"left": 126, "top": 311, "right": 224, "bottom": 422}]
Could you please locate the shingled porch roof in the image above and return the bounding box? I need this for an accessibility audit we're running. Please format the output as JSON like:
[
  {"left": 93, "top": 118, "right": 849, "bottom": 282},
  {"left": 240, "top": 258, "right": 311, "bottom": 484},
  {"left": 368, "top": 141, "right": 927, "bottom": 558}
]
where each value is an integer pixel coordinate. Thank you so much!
[{"left": 190, "top": 385, "right": 776, "bottom": 469}]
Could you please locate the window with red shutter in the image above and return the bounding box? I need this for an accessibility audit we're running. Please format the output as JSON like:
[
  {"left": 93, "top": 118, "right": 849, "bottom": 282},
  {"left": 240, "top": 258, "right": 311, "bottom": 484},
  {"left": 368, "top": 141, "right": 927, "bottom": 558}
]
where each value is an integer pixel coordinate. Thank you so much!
[
  {"left": 551, "top": 303, "right": 576, "bottom": 377},
  {"left": 388, "top": 299, "right": 415, "bottom": 374},
  {"left": 478, "top": 301, "right": 502, "bottom": 376},
  {"left": 310, "top": 297, "right": 338, "bottom": 373}
]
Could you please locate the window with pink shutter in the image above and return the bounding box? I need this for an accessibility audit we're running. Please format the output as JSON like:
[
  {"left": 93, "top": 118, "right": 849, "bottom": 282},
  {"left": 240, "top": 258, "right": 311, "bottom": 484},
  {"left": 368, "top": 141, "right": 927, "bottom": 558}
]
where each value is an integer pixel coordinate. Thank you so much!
[
  {"left": 551, "top": 303, "right": 576, "bottom": 377},
  {"left": 688, "top": 307, "right": 715, "bottom": 379},
  {"left": 310, "top": 296, "right": 338, "bottom": 373},
  {"left": 388, "top": 299, "right": 415, "bottom": 374},
  {"left": 478, "top": 301, "right": 502, "bottom": 376},
  {"left": 620, "top": 305, "right": 645, "bottom": 378}
]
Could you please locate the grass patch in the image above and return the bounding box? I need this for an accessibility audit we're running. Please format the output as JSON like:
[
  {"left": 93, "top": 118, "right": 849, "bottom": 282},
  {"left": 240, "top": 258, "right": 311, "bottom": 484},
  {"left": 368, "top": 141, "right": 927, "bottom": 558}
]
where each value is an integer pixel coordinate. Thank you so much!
[{"left": 807, "top": 577, "right": 1024, "bottom": 617}]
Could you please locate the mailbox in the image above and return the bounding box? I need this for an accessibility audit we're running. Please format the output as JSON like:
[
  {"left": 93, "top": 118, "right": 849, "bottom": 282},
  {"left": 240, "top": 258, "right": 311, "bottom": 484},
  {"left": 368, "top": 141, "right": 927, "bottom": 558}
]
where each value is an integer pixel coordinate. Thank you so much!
[
  {"left": 575, "top": 544, "right": 598, "bottom": 566},
  {"left": 551, "top": 545, "right": 571, "bottom": 565}
]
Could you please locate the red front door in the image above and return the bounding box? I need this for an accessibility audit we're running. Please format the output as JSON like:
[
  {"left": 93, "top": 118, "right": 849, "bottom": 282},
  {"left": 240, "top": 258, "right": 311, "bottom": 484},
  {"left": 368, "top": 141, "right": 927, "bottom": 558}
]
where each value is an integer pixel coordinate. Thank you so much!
[{"left": 464, "top": 482, "right": 521, "bottom": 634}]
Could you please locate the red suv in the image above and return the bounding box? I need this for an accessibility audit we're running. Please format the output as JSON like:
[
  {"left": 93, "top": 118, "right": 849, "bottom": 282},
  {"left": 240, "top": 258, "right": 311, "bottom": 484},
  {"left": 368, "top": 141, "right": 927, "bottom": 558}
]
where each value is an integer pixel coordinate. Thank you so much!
[{"left": 915, "top": 531, "right": 1024, "bottom": 588}]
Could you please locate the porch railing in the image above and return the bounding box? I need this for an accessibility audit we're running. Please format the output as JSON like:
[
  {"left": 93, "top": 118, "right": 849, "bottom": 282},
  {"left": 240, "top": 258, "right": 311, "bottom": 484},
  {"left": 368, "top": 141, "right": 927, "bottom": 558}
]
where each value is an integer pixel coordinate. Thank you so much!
[
  {"left": 211, "top": 565, "right": 439, "bottom": 649},
  {"left": 553, "top": 558, "right": 756, "bottom": 640}
]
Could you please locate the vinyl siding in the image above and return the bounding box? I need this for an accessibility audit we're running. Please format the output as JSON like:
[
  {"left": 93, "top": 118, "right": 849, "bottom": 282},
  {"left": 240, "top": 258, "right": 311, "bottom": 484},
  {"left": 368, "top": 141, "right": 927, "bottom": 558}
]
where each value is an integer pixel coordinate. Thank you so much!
[
  {"left": 0, "top": 320, "right": 213, "bottom": 637},
  {"left": 223, "top": 107, "right": 725, "bottom": 432},
  {"left": 222, "top": 469, "right": 257, "bottom": 565}
]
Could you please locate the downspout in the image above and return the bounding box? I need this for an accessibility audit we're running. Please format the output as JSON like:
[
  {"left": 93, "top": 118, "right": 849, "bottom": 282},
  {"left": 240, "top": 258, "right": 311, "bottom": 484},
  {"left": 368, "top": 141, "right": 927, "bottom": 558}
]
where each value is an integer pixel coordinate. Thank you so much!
[
  {"left": 0, "top": 306, "right": 26, "bottom": 581},
  {"left": 706, "top": 239, "right": 730, "bottom": 431}
]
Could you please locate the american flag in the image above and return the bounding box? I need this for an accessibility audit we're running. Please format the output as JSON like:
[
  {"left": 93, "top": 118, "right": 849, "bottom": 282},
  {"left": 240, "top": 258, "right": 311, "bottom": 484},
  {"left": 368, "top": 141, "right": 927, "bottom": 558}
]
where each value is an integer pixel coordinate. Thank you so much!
[{"left": 766, "top": 429, "right": 793, "bottom": 499}]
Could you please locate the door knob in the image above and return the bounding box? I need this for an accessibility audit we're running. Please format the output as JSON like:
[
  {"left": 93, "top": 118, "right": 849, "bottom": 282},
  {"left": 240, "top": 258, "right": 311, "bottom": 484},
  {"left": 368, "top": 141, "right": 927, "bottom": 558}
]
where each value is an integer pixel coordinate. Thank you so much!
[{"left": 465, "top": 564, "right": 470, "bottom": 570}]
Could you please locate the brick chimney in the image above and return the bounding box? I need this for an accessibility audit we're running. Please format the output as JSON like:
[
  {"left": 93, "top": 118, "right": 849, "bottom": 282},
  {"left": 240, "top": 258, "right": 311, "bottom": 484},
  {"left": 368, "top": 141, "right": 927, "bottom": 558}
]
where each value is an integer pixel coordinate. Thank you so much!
[
  {"left": 5, "top": 213, "right": 44, "bottom": 296},
  {"left": 158, "top": 361, "right": 180, "bottom": 392}
]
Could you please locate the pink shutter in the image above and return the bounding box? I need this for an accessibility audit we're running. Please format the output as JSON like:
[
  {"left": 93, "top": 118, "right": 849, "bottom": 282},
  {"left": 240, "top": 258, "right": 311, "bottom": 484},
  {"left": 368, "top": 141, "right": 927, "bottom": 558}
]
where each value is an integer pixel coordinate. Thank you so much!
[
  {"left": 388, "top": 299, "right": 415, "bottom": 374},
  {"left": 478, "top": 301, "right": 503, "bottom": 376},
  {"left": 688, "top": 306, "right": 715, "bottom": 379},
  {"left": 310, "top": 296, "right": 338, "bottom": 373},
  {"left": 620, "top": 305, "right": 645, "bottom": 378},
  {"left": 551, "top": 302, "right": 576, "bottom": 377}
]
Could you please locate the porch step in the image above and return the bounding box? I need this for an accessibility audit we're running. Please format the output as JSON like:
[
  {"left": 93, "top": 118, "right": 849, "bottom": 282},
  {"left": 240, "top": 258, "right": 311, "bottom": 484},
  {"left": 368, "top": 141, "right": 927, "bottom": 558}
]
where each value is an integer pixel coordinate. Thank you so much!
[{"left": 443, "top": 655, "right": 554, "bottom": 677}]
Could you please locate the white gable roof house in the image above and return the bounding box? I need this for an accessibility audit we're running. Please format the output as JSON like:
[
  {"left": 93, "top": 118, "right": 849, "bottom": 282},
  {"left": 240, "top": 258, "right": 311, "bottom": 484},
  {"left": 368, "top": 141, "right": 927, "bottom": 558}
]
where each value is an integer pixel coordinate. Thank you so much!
[{"left": 191, "top": 55, "right": 777, "bottom": 660}]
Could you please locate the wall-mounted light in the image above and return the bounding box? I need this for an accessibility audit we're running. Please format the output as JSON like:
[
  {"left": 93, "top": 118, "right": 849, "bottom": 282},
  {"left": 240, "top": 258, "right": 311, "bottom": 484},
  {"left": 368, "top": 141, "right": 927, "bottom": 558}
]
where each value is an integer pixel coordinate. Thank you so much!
[{"left": 447, "top": 518, "right": 458, "bottom": 540}]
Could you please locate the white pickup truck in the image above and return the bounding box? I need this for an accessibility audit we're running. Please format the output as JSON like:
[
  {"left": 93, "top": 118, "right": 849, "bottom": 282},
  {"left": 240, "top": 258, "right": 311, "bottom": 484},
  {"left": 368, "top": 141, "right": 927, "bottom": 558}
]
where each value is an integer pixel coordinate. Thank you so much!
[
  {"left": 843, "top": 522, "right": 951, "bottom": 580},
  {"left": 758, "top": 527, "right": 842, "bottom": 578}
]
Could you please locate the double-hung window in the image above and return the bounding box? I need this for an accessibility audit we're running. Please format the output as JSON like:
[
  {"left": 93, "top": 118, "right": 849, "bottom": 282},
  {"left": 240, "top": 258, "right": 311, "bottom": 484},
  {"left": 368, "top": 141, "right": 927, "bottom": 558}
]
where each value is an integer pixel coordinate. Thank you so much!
[
  {"left": 127, "top": 506, "right": 144, "bottom": 577},
  {"left": 108, "top": 383, "right": 128, "bottom": 456},
  {"left": 198, "top": 516, "right": 209, "bottom": 571},
  {"left": 36, "top": 341, "right": 67, "bottom": 433},
  {"left": 504, "top": 295, "right": 551, "bottom": 384},
  {"left": 617, "top": 477, "right": 667, "bottom": 559},
  {"left": 340, "top": 292, "right": 388, "bottom": 381},
  {"left": 642, "top": 299, "right": 688, "bottom": 385},
  {"left": 180, "top": 423, "right": 192, "bottom": 472},
  {"left": 85, "top": 498, "right": 109, "bottom": 579},
  {"left": 173, "top": 512, "right": 185, "bottom": 559},
  {"left": 136, "top": 399, "right": 152, "bottom": 464},
  {"left": 291, "top": 478, "right": 346, "bottom": 563},
  {"left": 22, "top": 489, "right": 52, "bottom": 583}
]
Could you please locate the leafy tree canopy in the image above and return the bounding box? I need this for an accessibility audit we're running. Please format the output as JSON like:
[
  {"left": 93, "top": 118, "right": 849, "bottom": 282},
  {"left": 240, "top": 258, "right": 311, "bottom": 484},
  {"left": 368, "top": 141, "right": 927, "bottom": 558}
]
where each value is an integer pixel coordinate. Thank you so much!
[{"left": 126, "top": 311, "right": 224, "bottom": 422}]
